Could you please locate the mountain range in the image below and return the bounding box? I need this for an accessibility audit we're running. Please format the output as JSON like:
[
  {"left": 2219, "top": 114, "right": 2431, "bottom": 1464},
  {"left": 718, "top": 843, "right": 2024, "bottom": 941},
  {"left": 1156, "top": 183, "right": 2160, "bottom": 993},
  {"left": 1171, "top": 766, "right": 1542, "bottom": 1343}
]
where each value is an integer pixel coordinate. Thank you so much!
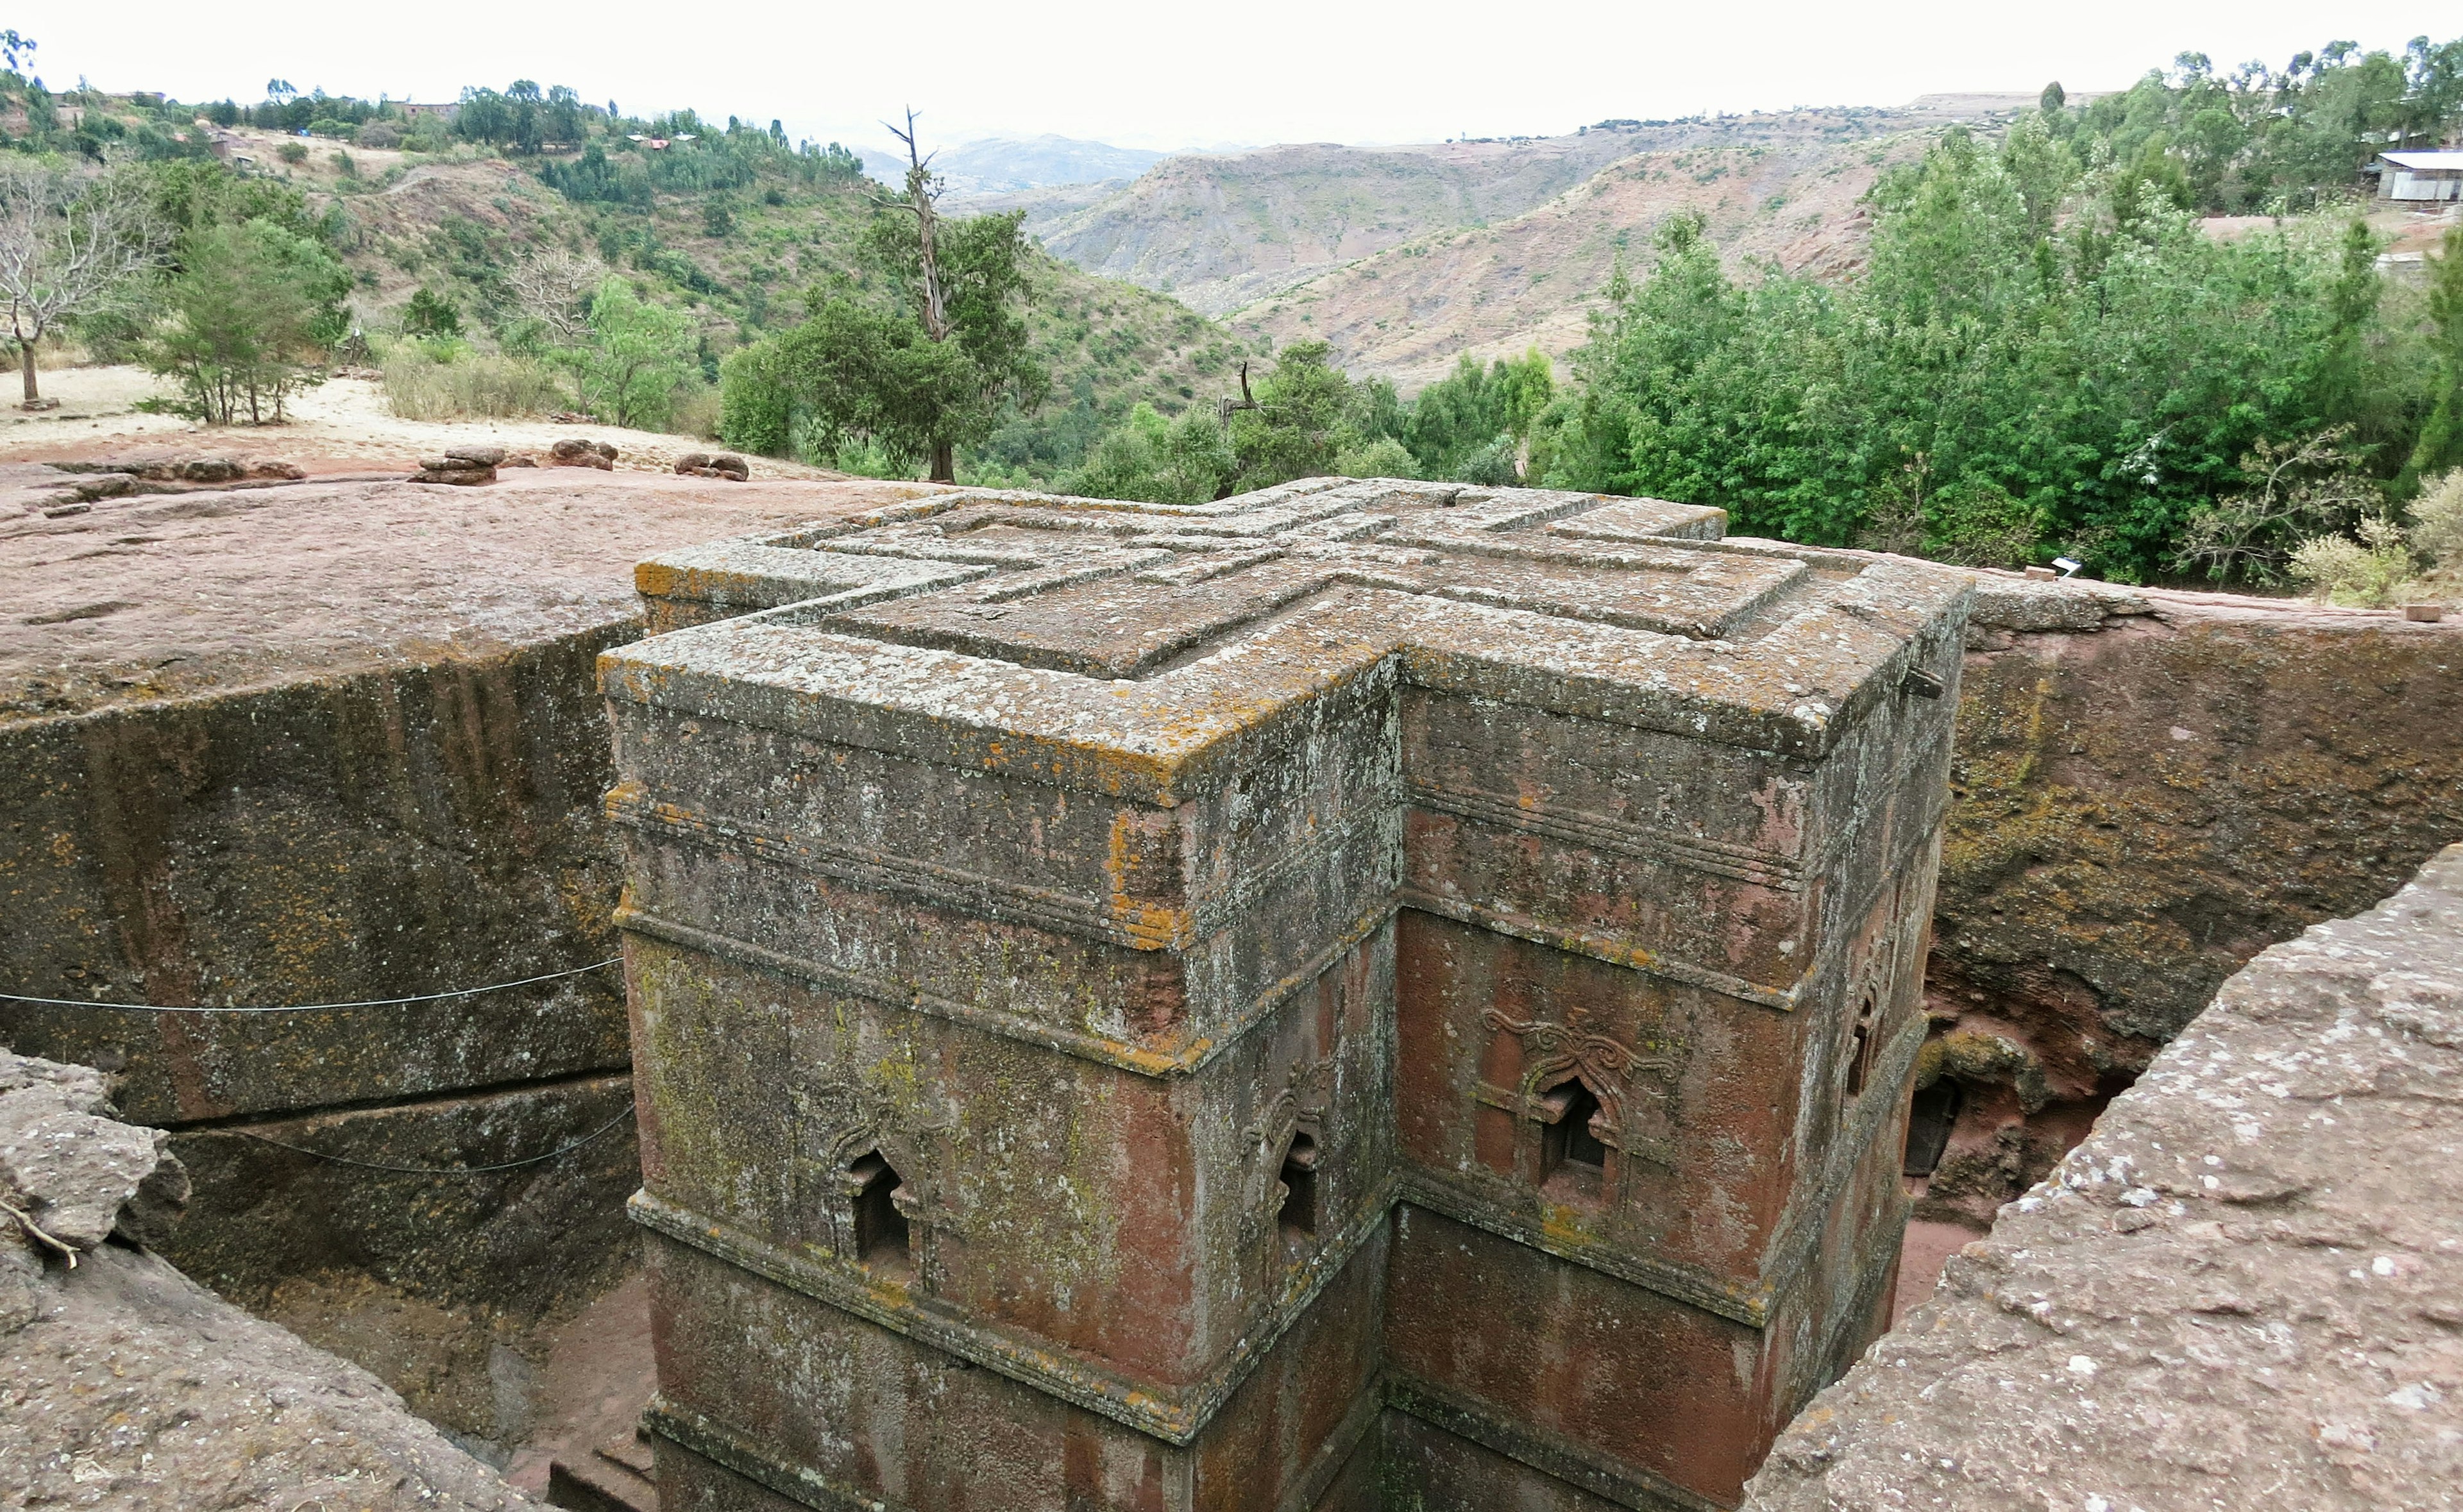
[{"left": 944, "top": 96, "right": 2041, "bottom": 389}]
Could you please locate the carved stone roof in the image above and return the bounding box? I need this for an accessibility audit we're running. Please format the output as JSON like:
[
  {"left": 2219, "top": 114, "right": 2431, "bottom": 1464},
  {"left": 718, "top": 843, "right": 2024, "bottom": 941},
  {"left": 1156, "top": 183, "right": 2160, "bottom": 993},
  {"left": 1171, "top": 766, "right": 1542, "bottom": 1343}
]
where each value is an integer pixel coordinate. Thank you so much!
[{"left": 616, "top": 478, "right": 1971, "bottom": 800}]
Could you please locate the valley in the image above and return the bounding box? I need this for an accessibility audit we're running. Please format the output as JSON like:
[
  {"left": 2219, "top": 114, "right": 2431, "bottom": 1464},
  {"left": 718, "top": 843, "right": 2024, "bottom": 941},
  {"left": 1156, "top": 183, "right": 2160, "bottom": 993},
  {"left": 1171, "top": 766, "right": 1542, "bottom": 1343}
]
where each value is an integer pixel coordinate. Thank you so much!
[{"left": 957, "top": 96, "right": 2035, "bottom": 385}]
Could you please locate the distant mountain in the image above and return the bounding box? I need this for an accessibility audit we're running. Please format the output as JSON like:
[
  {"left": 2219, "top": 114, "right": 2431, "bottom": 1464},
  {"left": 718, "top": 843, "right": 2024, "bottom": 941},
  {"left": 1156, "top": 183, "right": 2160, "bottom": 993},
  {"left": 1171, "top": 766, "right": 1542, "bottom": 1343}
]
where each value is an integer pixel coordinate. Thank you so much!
[
  {"left": 859, "top": 135, "right": 1171, "bottom": 194},
  {"left": 985, "top": 99, "right": 2031, "bottom": 383}
]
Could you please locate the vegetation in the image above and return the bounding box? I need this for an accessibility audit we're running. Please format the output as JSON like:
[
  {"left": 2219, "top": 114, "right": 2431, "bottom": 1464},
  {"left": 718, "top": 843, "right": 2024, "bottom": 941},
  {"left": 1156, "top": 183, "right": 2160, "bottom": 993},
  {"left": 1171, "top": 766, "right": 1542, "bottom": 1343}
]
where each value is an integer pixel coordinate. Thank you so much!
[
  {"left": 2040, "top": 38, "right": 2462, "bottom": 215},
  {"left": 559, "top": 275, "right": 697, "bottom": 429},
  {"left": 379, "top": 342, "right": 563, "bottom": 421},
  {"left": 0, "top": 162, "right": 168, "bottom": 402},
  {"left": 2290, "top": 468, "right": 2463, "bottom": 604},
  {"left": 1528, "top": 98, "right": 2455, "bottom": 580},
  {"left": 146, "top": 217, "right": 350, "bottom": 422},
  {"left": 720, "top": 128, "right": 1045, "bottom": 481}
]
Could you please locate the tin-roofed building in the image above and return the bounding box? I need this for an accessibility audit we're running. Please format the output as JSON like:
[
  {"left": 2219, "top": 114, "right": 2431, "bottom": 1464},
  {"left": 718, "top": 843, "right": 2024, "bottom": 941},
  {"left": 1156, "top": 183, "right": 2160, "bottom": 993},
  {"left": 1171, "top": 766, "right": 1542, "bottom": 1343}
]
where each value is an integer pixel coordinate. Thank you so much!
[{"left": 2376, "top": 150, "right": 2463, "bottom": 202}]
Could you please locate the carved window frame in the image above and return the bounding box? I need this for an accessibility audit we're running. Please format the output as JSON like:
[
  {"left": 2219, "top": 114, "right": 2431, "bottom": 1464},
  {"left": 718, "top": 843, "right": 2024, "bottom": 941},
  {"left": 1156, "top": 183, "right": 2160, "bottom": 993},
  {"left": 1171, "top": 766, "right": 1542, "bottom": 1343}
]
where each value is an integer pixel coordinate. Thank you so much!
[{"left": 1475, "top": 1008, "right": 1680, "bottom": 1206}]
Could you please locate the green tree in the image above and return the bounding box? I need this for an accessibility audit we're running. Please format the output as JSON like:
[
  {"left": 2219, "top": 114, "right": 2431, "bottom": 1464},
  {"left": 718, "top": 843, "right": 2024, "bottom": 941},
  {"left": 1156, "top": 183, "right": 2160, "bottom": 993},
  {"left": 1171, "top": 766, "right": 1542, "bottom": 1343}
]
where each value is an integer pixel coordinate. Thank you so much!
[
  {"left": 561, "top": 275, "right": 695, "bottom": 430},
  {"left": 1537, "top": 124, "right": 2410, "bottom": 579},
  {"left": 1067, "top": 400, "right": 1237, "bottom": 503},
  {"left": 720, "top": 121, "right": 1043, "bottom": 480},
  {"left": 1229, "top": 341, "right": 1358, "bottom": 488},
  {"left": 1405, "top": 347, "right": 1555, "bottom": 481},
  {"left": 147, "top": 218, "right": 350, "bottom": 423},
  {"left": 2404, "top": 227, "right": 2463, "bottom": 487},
  {"left": 402, "top": 287, "right": 462, "bottom": 338}
]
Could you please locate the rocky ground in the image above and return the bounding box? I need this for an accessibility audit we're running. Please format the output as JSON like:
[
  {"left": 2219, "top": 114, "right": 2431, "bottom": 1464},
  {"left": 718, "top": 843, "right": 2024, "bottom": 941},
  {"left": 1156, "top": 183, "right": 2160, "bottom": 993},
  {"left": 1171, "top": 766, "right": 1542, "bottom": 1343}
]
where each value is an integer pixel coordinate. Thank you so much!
[
  {"left": 1748, "top": 844, "right": 2463, "bottom": 1511},
  {"left": 3, "top": 451, "right": 924, "bottom": 723},
  {"left": 1, "top": 1049, "right": 537, "bottom": 1511}
]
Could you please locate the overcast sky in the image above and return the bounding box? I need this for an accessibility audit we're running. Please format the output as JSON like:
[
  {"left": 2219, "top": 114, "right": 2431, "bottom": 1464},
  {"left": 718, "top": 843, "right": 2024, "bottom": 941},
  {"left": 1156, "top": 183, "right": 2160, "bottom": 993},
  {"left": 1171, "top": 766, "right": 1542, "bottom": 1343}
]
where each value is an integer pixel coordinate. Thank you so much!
[{"left": 28, "top": 1, "right": 2463, "bottom": 153}]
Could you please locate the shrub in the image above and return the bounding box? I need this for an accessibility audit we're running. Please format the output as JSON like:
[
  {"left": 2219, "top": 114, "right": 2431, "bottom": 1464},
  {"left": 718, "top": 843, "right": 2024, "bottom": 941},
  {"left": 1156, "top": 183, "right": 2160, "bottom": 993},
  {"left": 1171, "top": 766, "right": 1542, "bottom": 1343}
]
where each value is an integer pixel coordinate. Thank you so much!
[
  {"left": 1334, "top": 435, "right": 1418, "bottom": 480},
  {"left": 2289, "top": 517, "right": 2419, "bottom": 607},
  {"left": 379, "top": 346, "right": 565, "bottom": 420},
  {"left": 357, "top": 122, "right": 402, "bottom": 150},
  {"left": 276, "top": 140, "right": 307, "bottom": 166},
  {"left": 402, "top": 287, "right": 462, "bottom": 338}
]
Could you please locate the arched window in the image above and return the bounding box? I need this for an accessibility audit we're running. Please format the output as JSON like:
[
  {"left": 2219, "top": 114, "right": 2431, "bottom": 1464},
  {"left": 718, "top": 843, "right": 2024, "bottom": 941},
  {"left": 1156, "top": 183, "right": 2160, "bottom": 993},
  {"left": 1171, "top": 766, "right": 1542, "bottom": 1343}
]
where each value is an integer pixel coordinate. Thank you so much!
[
  {"left": 1277, "top": 1130, "right": 1319, "bottom": 1238},
  {"left": 1844, "top": 991, "right": 1878, "bottom": 1102},
  {"left": 1538, "top": 1079, "right": 1607, "bottom": 1184},
  {"left": 847, "top": 1150, "right": 910, "bottom": 1268}
]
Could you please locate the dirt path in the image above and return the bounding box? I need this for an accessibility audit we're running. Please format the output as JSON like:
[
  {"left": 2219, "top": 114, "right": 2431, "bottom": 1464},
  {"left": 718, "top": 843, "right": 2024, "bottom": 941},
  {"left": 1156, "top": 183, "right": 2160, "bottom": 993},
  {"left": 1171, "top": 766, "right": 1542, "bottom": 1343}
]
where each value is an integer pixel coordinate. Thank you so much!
[{"left": 0, "top": 364, "right": 842, "bottom": 482}]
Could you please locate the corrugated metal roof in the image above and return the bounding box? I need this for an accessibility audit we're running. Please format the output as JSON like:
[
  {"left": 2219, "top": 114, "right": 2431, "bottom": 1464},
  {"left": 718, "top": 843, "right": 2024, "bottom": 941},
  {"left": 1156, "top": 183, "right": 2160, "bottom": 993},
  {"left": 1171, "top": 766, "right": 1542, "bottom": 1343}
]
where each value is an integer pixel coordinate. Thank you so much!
[{"left": 2380, "top": 151, "right": 2463, "bottom": 171}]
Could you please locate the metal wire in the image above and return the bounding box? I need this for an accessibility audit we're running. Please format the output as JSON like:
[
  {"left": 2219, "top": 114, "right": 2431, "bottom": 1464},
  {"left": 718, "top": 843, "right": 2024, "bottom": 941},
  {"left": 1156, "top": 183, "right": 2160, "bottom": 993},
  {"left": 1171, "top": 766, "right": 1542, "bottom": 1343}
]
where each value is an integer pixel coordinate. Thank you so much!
[
  {"left": 226, "top": 1103, "right": 638, "bottom": 1175},
  {"left": 0, "top": 959, "right": 622, "bottom": 1014}
]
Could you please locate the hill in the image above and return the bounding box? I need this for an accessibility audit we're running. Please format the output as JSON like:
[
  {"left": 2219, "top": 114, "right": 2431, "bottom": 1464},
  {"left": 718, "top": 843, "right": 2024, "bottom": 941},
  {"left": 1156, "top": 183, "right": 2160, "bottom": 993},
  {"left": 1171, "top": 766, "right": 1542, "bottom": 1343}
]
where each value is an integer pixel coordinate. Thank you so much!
[
  {"left": 863, "top": 134, "right": 1171, "bottom": 194},
  {"left": 1230, "top": 128, "right": 1938, "bottom": 388},
  {"left": 174, "top": 120, "right": 1248, "bottom": 480},
  {"left": 991, "top": 99, "right": 2033, "bottom": 383}
]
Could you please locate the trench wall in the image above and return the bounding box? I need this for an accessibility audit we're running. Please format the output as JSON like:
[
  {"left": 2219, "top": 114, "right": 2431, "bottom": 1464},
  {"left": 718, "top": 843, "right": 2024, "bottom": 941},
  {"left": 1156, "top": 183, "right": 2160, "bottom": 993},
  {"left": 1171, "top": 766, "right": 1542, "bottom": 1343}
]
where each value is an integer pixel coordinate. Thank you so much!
[
  {"left": 1913, "top": 583, "right": 2463, "bottom": 1238},
  {"left": 1745, "top": 843, "right": 2463, "bottom": 1511},
  {"left": 0, "top": 623, "right": 642, "bottom": 1455}
]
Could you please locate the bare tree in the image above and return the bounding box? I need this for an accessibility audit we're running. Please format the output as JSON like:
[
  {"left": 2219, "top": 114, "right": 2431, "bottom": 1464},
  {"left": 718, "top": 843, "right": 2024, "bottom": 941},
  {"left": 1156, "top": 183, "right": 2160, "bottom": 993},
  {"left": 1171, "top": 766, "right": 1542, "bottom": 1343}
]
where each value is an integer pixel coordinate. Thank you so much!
[
  {"left": 882, "top": 109, "right": 952, "bottom": 346},
  {"left": 2171, "top": 428, "right": 2382, "bottom": 583},
  {"left": 0, "top": 164, "right": 171, "bottom": 407},
  {"left": 504, "top": 246, "right": 604, "bottom": 345}
]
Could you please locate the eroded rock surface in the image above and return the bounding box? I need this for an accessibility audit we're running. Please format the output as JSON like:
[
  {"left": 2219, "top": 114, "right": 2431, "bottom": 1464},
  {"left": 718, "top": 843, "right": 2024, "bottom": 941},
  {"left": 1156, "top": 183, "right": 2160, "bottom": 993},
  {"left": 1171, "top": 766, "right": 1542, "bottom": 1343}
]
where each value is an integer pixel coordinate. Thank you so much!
[
  {"left": 0, "top": 1048, "right": 535, "bottom": 1509},
  {"left": 1914, "top": 576, "right": 2463, "bottom": 1231},
  {"left": 1747, "top": 843, "right": 2463, "bottom": 1511}
]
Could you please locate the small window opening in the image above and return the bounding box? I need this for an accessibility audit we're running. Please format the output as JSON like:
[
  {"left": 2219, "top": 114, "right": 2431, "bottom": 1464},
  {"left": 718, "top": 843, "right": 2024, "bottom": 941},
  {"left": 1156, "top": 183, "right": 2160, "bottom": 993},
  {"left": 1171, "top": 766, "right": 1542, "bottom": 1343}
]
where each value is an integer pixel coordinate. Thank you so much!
[
  {"left": 1845, "top": 993, "right": 1877, "bottom": 1100},
  {"left": 1539, "top": 1080, "right": 1607, "bottom": 1181},
  {"left": 1902, "top": 1078, "right": 1963, "bottom": 1178},
  {"left": 849, "top": 1150, "right": 910, "bottom": 1267},
  {"left": 1277, "top": 1131, "right": 1319, "bottom": 1238}
]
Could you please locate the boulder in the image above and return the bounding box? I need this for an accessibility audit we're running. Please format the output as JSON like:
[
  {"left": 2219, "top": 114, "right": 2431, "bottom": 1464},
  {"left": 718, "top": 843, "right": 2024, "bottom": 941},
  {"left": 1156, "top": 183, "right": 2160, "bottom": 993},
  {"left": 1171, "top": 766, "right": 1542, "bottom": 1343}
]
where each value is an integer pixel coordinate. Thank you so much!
[
  {"left": 174, "top": 457, "right": 245, "bottom": 483},
  {"left": 0, "top": 1050, "right": 189, "bottom": 1259},
  {"left": 444, "top": 445, "right": 507, "bottom": 468},
  {"left": 676, "top": 451, "right": 749, "bottom": 481},
  {"left": 502, "top": 453, "right": 539, "bottom": 467},
  {"left": 550, "top": 439, "right": 618, "bottom": 470},
  {"left": 409, "top": 458, "right": 497, "bottom": 486},
  {"left": 247, "top": 460, "right": 307, "bottom": 481}
]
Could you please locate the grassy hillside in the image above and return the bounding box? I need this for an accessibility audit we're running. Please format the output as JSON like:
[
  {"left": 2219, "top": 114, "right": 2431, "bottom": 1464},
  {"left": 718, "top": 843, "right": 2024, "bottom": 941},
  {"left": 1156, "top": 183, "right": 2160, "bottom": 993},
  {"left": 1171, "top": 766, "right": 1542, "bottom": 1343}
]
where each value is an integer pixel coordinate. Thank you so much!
[{"left": 94, "top": 110, "right": 1249, "bottom": 482}]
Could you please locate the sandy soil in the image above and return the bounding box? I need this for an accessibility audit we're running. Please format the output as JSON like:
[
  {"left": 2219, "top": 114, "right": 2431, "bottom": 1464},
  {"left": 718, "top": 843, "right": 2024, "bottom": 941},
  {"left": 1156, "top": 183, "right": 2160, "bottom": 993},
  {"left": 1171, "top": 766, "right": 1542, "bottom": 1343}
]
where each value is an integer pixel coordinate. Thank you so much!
[
  {"left": 0, "top": 364, "right": 842, "bottom": 480},
  {"left": 3, "top": 463, "right": 926, "bottom": 722}
]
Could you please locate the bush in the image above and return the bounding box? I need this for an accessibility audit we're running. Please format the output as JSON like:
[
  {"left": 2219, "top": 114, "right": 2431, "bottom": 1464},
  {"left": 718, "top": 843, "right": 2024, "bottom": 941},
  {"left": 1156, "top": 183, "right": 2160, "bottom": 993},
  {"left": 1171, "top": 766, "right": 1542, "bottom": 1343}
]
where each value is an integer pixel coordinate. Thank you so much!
[
  {"left": 357, "top": 122, "right": 402, "bottom": 150},
  {"left": 402, "top": 287, "right": 462, "bottom": 338},
  {"left": 2289, "top": 517, "right": 2419, "bottom": 607},
  {"left": 380, "top": 345, "right": 565, "bottom": 420},
  {"left": 1334, "top": 435, "right": 1419, "bottom": 480},
  {"left": 276, "top": 140, "right": 307, "bottom": 166}
]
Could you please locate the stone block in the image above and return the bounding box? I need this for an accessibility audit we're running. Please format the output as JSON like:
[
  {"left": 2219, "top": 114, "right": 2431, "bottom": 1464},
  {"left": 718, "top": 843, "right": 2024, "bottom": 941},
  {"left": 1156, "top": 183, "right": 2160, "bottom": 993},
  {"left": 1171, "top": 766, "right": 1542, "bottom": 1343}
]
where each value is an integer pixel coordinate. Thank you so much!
[{"left": 609, "top": 480, "right": 1970, "bottom": 1508}]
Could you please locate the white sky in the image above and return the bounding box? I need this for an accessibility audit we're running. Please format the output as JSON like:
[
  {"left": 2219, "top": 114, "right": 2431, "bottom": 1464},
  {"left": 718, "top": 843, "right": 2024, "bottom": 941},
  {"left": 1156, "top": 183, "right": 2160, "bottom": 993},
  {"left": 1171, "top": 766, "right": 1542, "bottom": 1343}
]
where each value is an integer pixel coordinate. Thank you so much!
[{"left": 28, "top": 1, "right": 2462, "bottom": 154}]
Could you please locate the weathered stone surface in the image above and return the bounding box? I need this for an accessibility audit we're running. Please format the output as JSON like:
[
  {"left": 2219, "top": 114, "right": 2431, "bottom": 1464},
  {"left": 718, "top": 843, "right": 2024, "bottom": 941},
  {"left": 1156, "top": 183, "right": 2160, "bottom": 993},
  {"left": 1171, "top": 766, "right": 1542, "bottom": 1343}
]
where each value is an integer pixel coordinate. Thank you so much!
[
  {"left": 1746, "top": 843, "right": 2463, "bottom": 1512},
  {"left": 0, "top": 1048, "right": 187, "bottom": 1255},
  {"left": 1, "top": 471, "right": 916, "bottom": 1438},
  {"left": 1912, "top": 574, "right": 2463, "bottom": 1230},
  {"left": 612, "top": 480, "right": 1970, "bottom": 1508},
  {"left": 0, "top": 1052, "right": 538, "bottom": 1509}
]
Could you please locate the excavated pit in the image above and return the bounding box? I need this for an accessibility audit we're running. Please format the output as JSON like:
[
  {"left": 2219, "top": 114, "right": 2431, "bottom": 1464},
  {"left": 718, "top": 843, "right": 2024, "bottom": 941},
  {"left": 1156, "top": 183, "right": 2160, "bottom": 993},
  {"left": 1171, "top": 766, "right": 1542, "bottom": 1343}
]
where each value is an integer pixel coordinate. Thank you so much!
[{"left": 3, "top": 462, "right": 2459, "bottom": 1506}]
